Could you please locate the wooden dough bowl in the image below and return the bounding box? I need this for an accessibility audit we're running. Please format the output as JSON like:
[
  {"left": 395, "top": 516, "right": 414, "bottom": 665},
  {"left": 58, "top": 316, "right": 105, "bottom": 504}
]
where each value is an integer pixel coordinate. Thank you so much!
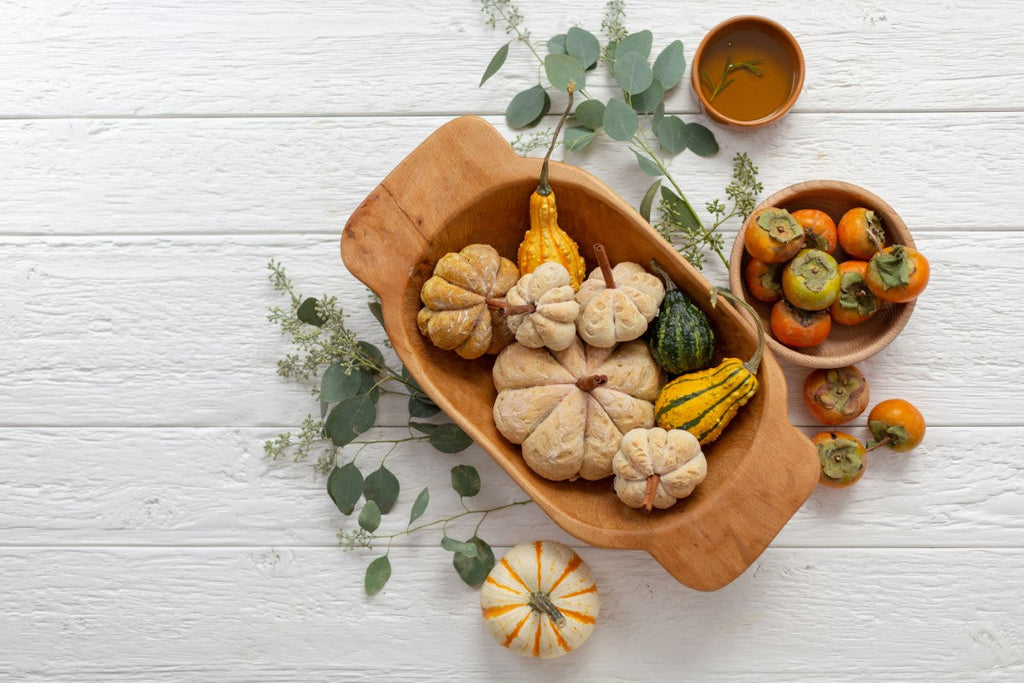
[{"left": 341, "top": 116, "right": 819, "bottom": 591}]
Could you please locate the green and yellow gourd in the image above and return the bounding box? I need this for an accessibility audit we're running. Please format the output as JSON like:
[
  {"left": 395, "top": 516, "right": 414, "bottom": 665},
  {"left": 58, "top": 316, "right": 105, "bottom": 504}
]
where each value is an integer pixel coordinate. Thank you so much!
[{"left": 654, "top": 288, "right": 764, "bottom": 445}]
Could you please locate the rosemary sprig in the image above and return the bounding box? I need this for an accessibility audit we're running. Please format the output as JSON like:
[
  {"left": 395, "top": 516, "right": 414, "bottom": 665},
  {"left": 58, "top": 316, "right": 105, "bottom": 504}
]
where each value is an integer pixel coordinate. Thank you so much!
[{"left": 700, "top": 43, "right": 764, "bottom": 101}]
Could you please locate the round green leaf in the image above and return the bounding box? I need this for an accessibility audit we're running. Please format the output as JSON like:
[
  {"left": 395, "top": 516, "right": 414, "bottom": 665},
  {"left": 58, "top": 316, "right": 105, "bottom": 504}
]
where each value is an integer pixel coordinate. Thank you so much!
[
  {"left": 631, "top": 149, "right": 664, "bottom": 177},
  {"left": 441, "top": 536, "right": 478, "bottom": 557},
  {"left": 544, "top": 53, "right": 586, "bottom": 92},
  {"left": 450, "top": 464, "right": 481, "bottom": 497},
  {"left": 565, "top": 27, "right": 600, "bottom": 69},
  {"left": 653, "top": 102, "right": 666, "bottom": 127},
  {"left": 547, "top": 34, "right": 566, "bottom": 54},
  {"left": 629, "top": 78, "right": 665, "bottom": 114},
  {"left": 429, "top": 423, "right": 473, "bottom": 453},
  {"left": 408, "top": 393, "right": 441, "bottom": 418},
  {"left": 327, "top": 462, "right": 363, "bottom": 516},
  {"left": 506, "top": 86, "right": 551, "bottom": 129},
  {"left": 364, "top": 555, "right": 391, "bottom": 595},
  {"left": 358, "top": 500, "right": 381, "bottom": 533},
  {"left": 409, "top": 487, "right": 429, "bottom": 524},
  {"left": 574, "top": 99, "right": 605, "bottom": 130},
  {"left": 480, "top": 42, "right": 510, "bottom": 87},
  {"left": 363, "top": 465, "right": 400, "bottom": 514},
  {"left": 618, "top": 31, "right": 653, "bottom": 60},
  {"left": 613, "top": 51, "right": 653, "bottom": 95},
  {"left": 325, "top": 395, "right": 376, "bottom": 447},
  {"left": 408, "top": 421, "right": 437, "bottom": 436},
  {"left": 321, "top": 364, "right": 365, "bottom": 403},
  {"left": 603, "top": 98, "right": 639, "bottom": 141},
  {"left": 655, "top": 114, "right": 687, "bottom": 154},
  {"left": 682, "top": 122, "right": 720, "bottom": 157},
  {"left": 296, "top": 297, "right": 325, "bottom": 326},
  {"left": 563, "top": 126, "right": 597, "bottom": 152},
  {"left": 653, "top": 40, "right": 686, "bottom": 89},
  {"left": 357, "top": 341, "right": 385, "bottom": 369},
  {"left": 452, "top": 537, "right": 495, "bottom": 588}
]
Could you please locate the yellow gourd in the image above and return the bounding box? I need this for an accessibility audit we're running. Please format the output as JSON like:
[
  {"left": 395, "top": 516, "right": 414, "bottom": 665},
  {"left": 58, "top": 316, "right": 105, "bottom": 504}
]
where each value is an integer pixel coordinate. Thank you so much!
[
  {"left": 654, "top": 288, "right": 764, "bottom": 445},
  {"left": 479, "top": 540, "right": 598, "bottom": 659},
  {"left": 517, "top": 84, "right": 587, "bottom": 291}
]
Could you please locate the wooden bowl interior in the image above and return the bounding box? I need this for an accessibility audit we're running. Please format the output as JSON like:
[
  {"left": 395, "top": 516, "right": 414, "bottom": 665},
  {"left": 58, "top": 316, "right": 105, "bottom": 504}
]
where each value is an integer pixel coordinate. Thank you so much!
[
  {"left": 400, "top": 175, "right": 766, "bottom": 535},
  {"left": 728, "top": 180, "right": 916, "bottom": 368}
]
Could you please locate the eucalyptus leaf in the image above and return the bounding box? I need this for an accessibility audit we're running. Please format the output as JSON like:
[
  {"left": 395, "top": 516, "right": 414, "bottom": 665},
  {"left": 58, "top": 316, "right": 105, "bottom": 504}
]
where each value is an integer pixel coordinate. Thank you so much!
[
  {"left": 452, "top": 537, "right": 495, "bottom": 588},
  {"left": 364, "top": 555, "right": 391, "bottom": 595},
  {"left": 325, "top": 395, "right": 376, "bottom": 447},
  {"left": 358, "top": 499, "right": 381, "bottom": 532},
  {"left": 321, "top": 364, "right": 365, "bottom": 403},
  {"left": 450, "top": 464, "right": 481, "bottom": 497},
  {"left": 368, "top": 300, "right": 384, "bottom": 327},
  {"left": 409, "top": 488, "right": 429, "bottom": 524},
  {"left": 631, "top": 149, "right": 664, "bottom": 177},
  {"left": 296, "top": 297, "right": 325, "bottom": 326},
  {"left": 363, "top": 465, "right": 400, "bottom": 514},
  {"left": 613, "top": 51, "right": 654, "bottom": 95},
  {"left": 544, "top": 53, "right": 586, "bottom": 92},
  {"left": 653, "top": 102, "right": 665, "bottom": 127},
  {"left": 565, "top": 27, "right": 600, "bottom": 69},
  {"left": 408, "top": 421, "right": 438, "bottom": 436},
  {"left": 358, "top": 370, "right": 380, "bottom": 404},
  {"left": 618, "top": 30, "right": 653, "bottom": 59},
  {"left": 655, "top": 114, "right": 687, "bottom": 154},
  {"left": 653, "top": 40, "right": 686, "bottom": 89},
  {"left": 603, "top": 98, "right": 639, "bottom": 141},
  {"left": 661, "top": 186, "right": 701, "bottom": 230},
  {"left": 506, "top": 85, "right": 551, "bottom": 129},
  {"left": 327, "top": 462, "right": 363, "bottom": 516},
  {"left": 441, "top": 536, "right": 478, "bottom": 558},
  {"left": 682, "top": 122, "right": 720, "bottom": 157},
  {"left": 408, "top": 393, "right": 442, "bottom": 418},
  {"left": 320, "top": 398, "right": 329, "bottom": 419},
  {"left": 357, "top": 341, "right": 385, "bottom": 369},
  {"left": 629, "top": 78, "right": 665, "bottom": 114},
  {"left": 429, "top": 423, "right": 473, "bottom": 453},
  {"left": 547, "top": 34, "right": 566, "bottom": 54},
  {"left": 574, "top": 99, "right": 605, "bottom": 130},
  {"left": 640, "top": 180, "right": 662, "bottom": 221},
  {"left": 563, "top": 126, "right": 597, "bottom": 152},
  {"left": 480, "top": 42, "right": 510, "bottom": 87}
]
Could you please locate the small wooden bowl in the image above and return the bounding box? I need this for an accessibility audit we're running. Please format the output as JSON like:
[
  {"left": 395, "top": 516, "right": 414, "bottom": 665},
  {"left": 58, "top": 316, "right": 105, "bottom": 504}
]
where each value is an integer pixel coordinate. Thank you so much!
[
  {"left": 728, "top": 180, "right": 917, "bottom": 368},
  {"left": 342, "top": 116, "right": 819, "bottom": 591},
  {"left": 691, "top": 16, "right": 805, "bottom": 128}
]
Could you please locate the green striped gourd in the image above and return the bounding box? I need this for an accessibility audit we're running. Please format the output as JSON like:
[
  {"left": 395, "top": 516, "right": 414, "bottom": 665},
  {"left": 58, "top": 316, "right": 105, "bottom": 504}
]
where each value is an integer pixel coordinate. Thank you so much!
[
  {"left": 654, "top": 288, "right": 764, "bottom": 445},
  {"left": 645, "top": 260, "right": 715, "bottom": 375}
]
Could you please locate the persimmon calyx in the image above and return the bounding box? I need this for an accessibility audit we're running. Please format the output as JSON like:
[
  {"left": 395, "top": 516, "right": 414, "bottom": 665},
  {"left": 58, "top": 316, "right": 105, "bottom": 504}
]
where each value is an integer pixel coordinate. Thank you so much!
[
  {"left": 868, "top": 420, "right": 910, "bottom": 450},
  {"left": 812, "top": 369, "right": 868, "bottom": 415},
  {"left": 755, "top": 208, "right": 803, "bottom": 244},
  {"left": 871, "top": 246, "right": 911, "bottom": 289},
  {"left": 818, "top": 437, "right": 864, "bottom": 481}
]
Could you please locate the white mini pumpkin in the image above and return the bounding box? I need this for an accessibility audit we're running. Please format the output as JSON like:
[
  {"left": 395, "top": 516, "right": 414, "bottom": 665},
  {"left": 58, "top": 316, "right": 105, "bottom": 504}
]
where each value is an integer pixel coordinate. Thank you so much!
[
  {"left": 503, "top": 261, "right": 580, "bottom": 351},
  {"left": 613, "top": 427, "right": 707, "bottom": 511},
  {"left": 575, "top": 245, "right": 665, "bottom": 348},
  {"left": 480, "top": 540, "right": 598, "bottom": 659}
]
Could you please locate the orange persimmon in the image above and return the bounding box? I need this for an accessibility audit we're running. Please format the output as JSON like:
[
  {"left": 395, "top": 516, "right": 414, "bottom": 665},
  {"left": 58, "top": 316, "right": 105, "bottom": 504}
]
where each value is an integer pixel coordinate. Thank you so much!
[
  {"left": 864, "top": 245, "right": 930, "bottom": 303},
  {"left": 867, "top": 398, "right": 926, "bottom": 452},
  {"left": 829, "top": 260, "right": 880, "bottom": 326},
  {"left": 770, "top": 299, "right": 831, "bottom": 348},
  {"left": 791, "top": 208, "right": 838, "bottom": 255},
  {"left": 744, "top": 258, "right": 783, "bottom": 302},
  {"left": 812, "top": 431, "right": 866, "bottom": 488},
  {"left": 837, "top": 207, "right": 885, "bottom": 260},
  {"left": 744, "top": 207, "right": 805, "bottom": 263}
]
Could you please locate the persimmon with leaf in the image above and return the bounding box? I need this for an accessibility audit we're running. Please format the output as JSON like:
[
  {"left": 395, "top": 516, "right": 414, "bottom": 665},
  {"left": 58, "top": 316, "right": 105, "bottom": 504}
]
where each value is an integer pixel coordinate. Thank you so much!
[
  {"left": 864, "top": 245, "right": 930, "bottom": 303},
  {"left": 829, "top": 260, "right": 879, "bottom": 326},
  {"left": 867, "top": 399, "right": 926, "bottom": 452}
]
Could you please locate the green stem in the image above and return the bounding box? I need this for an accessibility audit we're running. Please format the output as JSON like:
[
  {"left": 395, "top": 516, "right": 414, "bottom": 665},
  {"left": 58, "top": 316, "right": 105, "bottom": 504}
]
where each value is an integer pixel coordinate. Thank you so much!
[
  {"left": 374, "top": 500, "right": 532, "bottom": 541},
  {"left": 711, "top": 287, "right": 764, "bottom": 375}
]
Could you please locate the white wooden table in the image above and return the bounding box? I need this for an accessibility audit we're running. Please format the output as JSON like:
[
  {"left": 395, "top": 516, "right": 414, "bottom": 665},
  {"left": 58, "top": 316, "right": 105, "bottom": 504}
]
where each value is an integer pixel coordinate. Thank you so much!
[{"left": 3, "top": 1, "right": 1022, "bottom": 679}]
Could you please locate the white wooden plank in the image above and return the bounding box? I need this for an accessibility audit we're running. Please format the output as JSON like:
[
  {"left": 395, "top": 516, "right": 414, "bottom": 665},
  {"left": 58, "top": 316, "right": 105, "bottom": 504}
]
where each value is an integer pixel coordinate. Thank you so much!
[
  {"left": 0, "top": 547, "right": 1020, "bottom": 679},
  {"left": 0, "top": 425, "right": 1020, "bottom": 549},
  {"left": 0, "top": 232, "right": 1018, "bottom": 427},
  {"left": 1, "top": 1, "right": 1021, "bottom": 116},
  {"left": 0, "top": 113, "right": 1020, "bottom": 237}
]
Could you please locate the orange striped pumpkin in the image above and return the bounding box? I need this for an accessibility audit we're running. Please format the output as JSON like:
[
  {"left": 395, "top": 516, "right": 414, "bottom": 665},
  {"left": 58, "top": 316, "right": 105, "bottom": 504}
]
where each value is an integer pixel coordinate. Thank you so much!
[{"left": 479, "top": 540, "right": 599, "bottom": 659}]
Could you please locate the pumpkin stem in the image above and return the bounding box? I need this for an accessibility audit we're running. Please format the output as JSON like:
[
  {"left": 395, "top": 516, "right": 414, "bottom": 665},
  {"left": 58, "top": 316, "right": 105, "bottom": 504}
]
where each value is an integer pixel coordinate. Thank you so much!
[
  {"left": 536, "top": 83, "right": 576, "bottom": 197},
  {"left": 593, "top": 244, "right": 616, "bottom": 289},
  {"left": 647, "top": 259, "right": 679, "bottom": 292},
  {"left": 642, "top": 473, "right": 661, "bottom": 512},
  {"left": 710, "top": 287, "right": 764, "bottom": 376},
  {"left": 528, "top": 591, "right": 567, "bottom": 629},
  {"left": 575, "top": 374, "right": 608, "bottom": 392},
  {"left": 486, "top": 297, "right": 536, "bottom": 317}
]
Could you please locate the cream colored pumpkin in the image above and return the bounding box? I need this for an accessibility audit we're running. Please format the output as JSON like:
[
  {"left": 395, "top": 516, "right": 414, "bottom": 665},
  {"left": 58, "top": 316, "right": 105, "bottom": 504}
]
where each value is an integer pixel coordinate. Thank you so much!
[
  {"left": 575, "top": 247, "right": 665, "bottom": 348},
  {"left": 492, "top": 337, "right": 663, "bottom": 481},
  {"left": 613, "top": 427, "right": 707, "bottom": 511},
  {"left": 480, "top": 540, "right": 598, "bottom": 659},
  {"left": 503, "top": 261, "right": 580, "bottom": 351},
  {"left": 417, "top": 243, "right": 519, "bottom": 359}
]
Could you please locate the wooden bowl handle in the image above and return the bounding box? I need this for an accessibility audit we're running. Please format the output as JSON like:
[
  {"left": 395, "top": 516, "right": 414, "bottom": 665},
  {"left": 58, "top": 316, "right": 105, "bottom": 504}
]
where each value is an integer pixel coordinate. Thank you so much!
[{"left": 341, "top": 116, "right": 525, "bottom": 291}]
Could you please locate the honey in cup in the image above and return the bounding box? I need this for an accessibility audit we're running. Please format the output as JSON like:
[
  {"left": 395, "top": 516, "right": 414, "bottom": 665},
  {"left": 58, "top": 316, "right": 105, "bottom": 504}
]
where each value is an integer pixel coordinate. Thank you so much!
[{"left": 699, "top": 29, "right": 795, "bottom": 121}]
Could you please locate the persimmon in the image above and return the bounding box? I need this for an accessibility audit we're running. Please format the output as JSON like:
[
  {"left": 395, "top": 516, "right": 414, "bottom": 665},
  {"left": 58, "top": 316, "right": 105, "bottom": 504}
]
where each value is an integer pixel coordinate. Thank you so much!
[
  {"left": 837, "top": 207, "right": 885, "bottom": 260},
  {"left": 829, "top": 260, "right": 880, "bottom": 326},
  {"left": 744, "top": 258, "right": 783, "bottom": 302},
  {"left": 781, "top": 248, "right": 840, "bottom": 311},
  {"left": 802, "top": 365, "right": 870, "bottom": 426},
  {"left": 867, "top": 398, "right": 925, "bottom": 452},
  {"left": 770, "top": 300, "right": 831, "bottom": 348},
  {"left": 744, "top": 207, "right": 805, "bottom": 263},
  {"left": 791, "top": 209, "right": 838, "bottom": 255},
  {"left": 864, "top": 245, "right": 930, "bottom": 303},
  {"left": 812, "top": 431, "right": 866, "bottom": 488}
]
